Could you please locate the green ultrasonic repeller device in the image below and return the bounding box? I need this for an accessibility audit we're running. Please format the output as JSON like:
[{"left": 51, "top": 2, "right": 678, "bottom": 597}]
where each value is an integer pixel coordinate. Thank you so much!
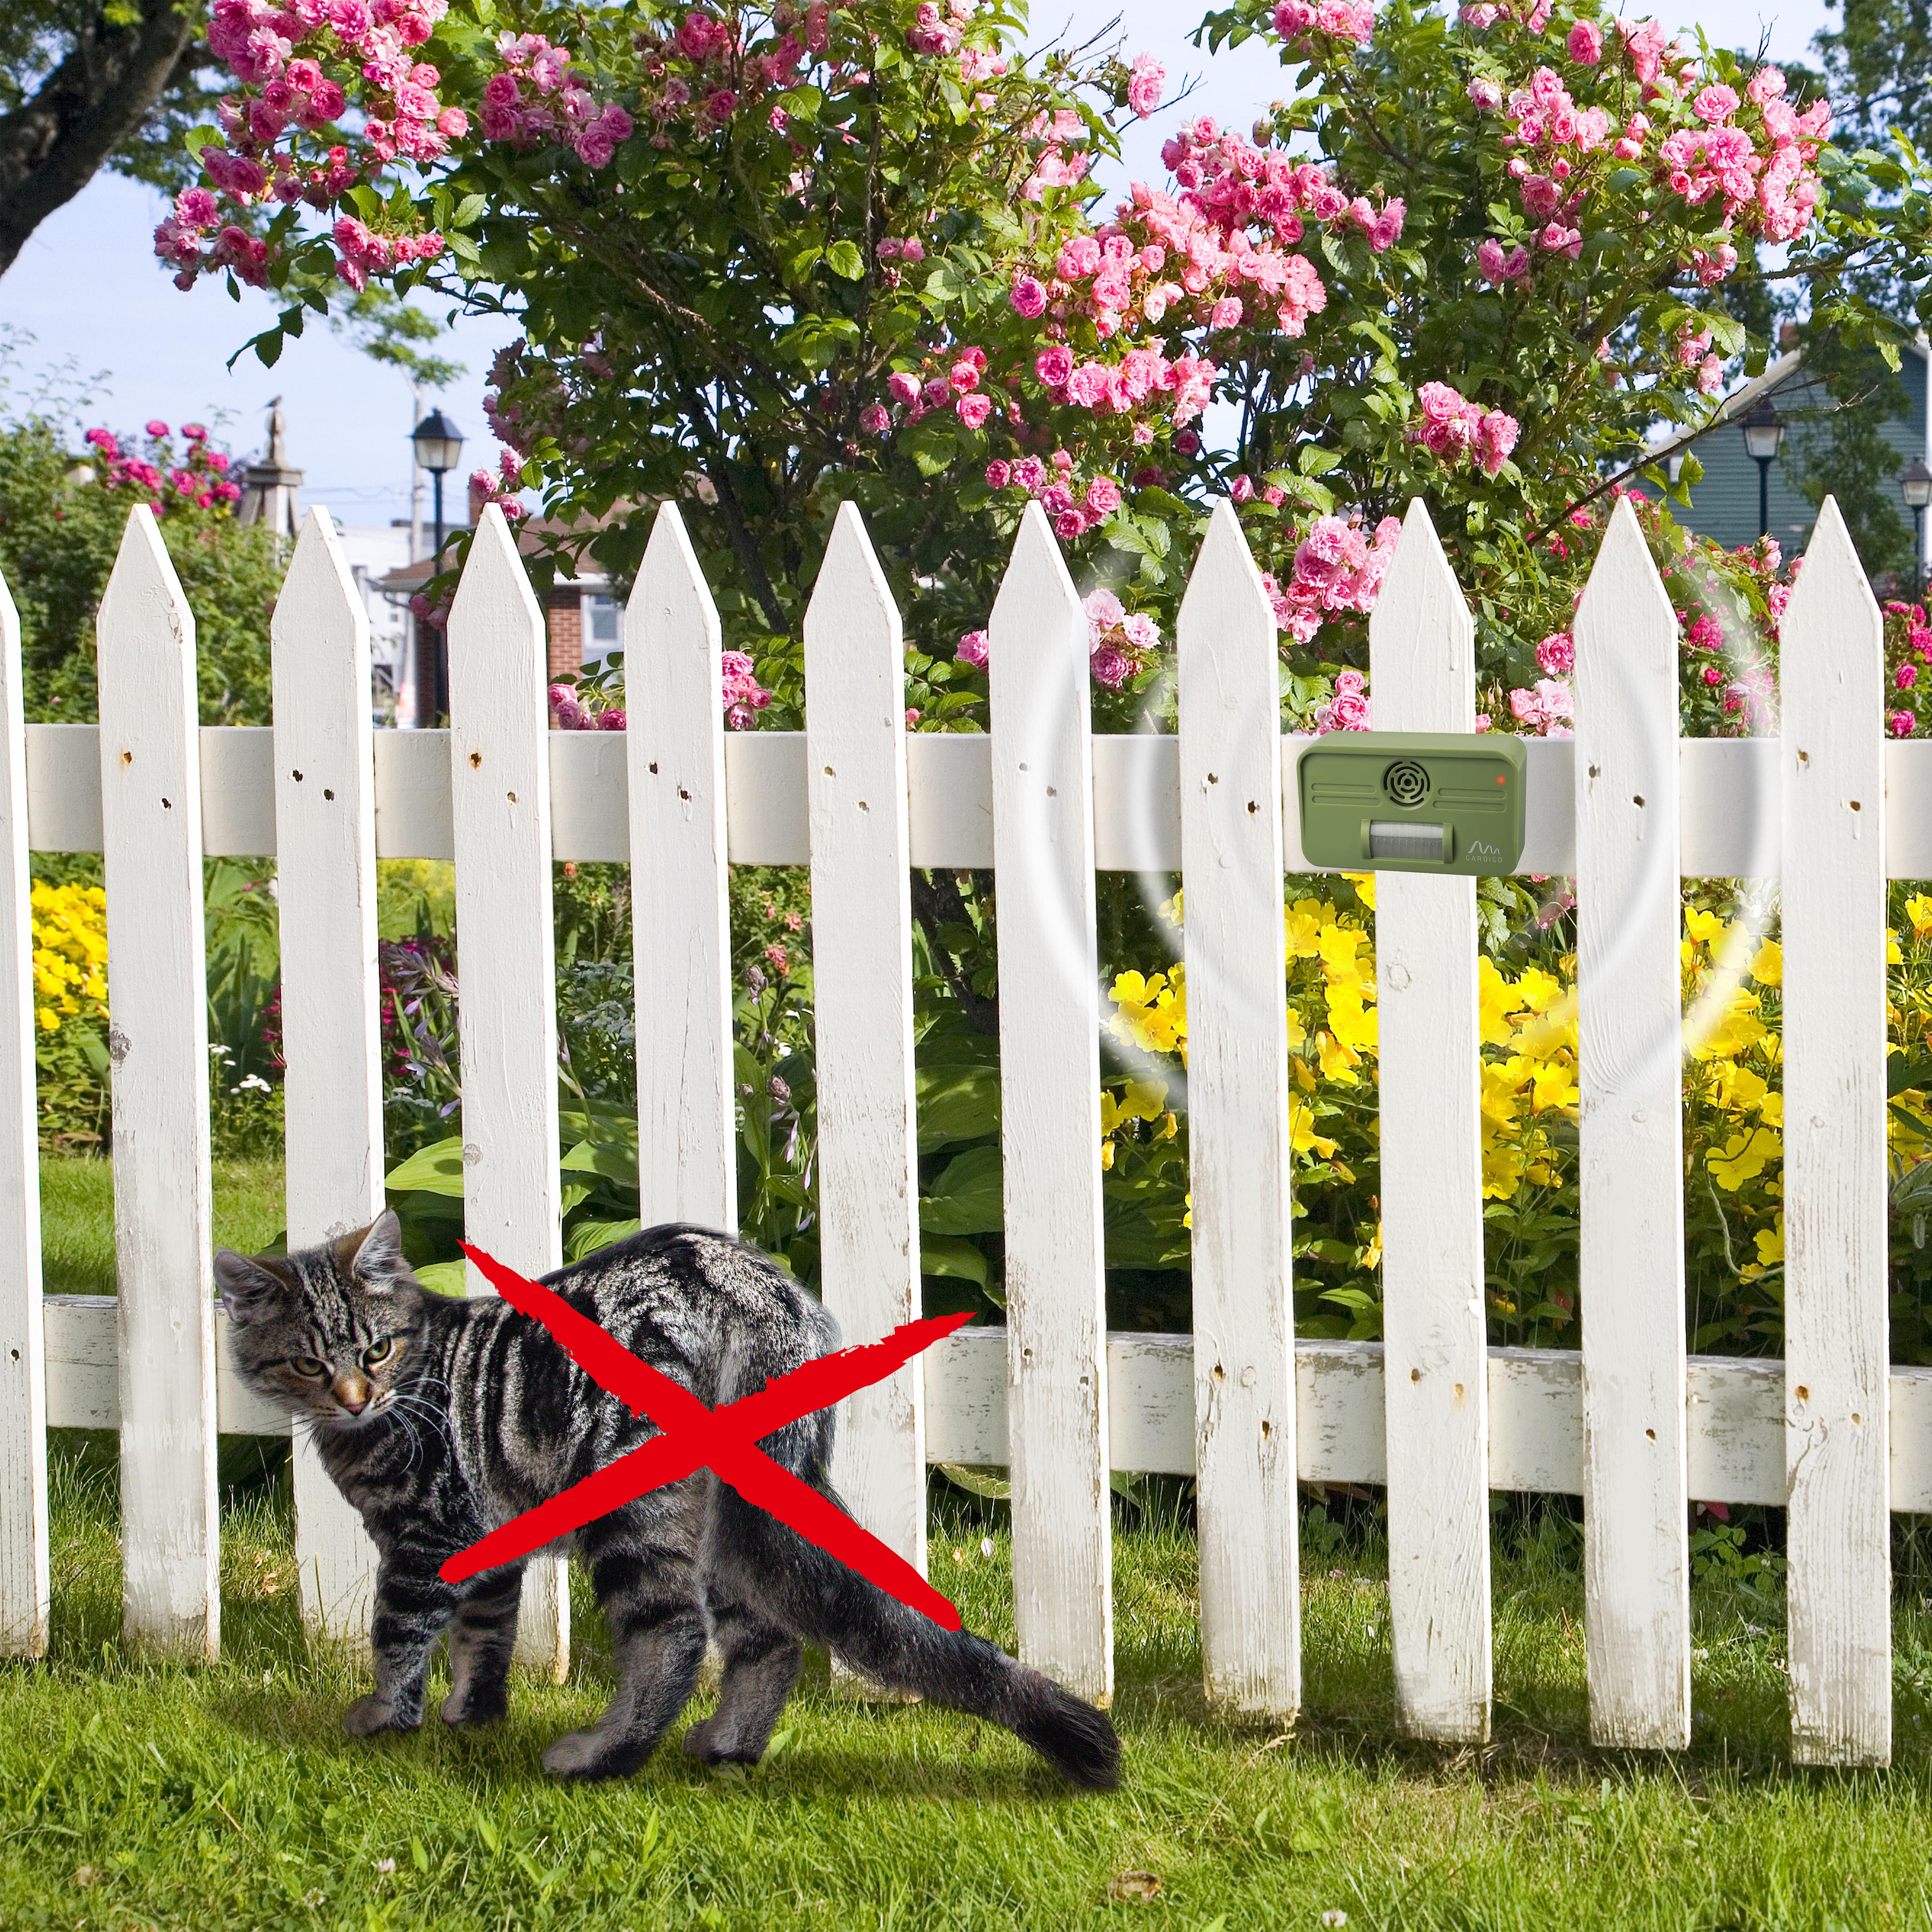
[{"left": 1295, "top": 730, "right": 1527, "bottom": 876}]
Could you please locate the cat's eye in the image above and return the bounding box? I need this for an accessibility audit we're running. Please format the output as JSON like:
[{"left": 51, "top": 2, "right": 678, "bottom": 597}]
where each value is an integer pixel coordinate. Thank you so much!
[
  {"left": 289, "top": 1356, "right": 329, "bottom": 1380},
  {"left": 362, "top": 1339, "right": 397, "bottom": 1369}
]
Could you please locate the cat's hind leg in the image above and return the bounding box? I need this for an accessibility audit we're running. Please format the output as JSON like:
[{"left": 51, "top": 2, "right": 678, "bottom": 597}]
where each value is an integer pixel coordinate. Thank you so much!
[
  {"left": 681, "top": 1592, "right": 802, "bottom": 1768},
  {"left": 543, "top": 1496, "right": 706, "bottom": 1781},
  {"left": 440, "top": 1564, "right": 522, "bottom": 1727}
]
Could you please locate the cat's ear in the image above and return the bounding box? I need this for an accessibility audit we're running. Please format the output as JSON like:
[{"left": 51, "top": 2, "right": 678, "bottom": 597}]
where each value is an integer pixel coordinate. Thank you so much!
[
  {"left": 214, "top": 1249, "right": 289, "bottom": 1326},
  {"left": 346, "top": 1210, "right": 409, "bottom": 1288}
]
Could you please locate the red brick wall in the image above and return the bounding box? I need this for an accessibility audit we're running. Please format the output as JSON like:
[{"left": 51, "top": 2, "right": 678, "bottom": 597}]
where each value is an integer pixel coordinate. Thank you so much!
[{"left": 546, "top": 597, "right": 582, "bottom": 685}]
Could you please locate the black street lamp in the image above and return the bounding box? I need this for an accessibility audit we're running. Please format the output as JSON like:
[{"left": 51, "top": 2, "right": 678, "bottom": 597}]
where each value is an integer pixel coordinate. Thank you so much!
[
  {"left": 1741, "top": 397, "right": 1784, "bottom": 542},
  {"left": 1902, "top": 458, "right": 1932, "bottom": 591},
  {"left": 410, "top": 408, "right": 465, "bottom": 725}
]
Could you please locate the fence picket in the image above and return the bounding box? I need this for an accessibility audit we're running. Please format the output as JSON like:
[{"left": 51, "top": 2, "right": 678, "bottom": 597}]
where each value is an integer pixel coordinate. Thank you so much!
[
  {"left": 802, "top": 505, "right": 926, "bottom": 1609},
  {"left": 1573, "top": 497, "right": 1690, "bottom": 1747},
  {"left": 447, "top": 504, "right": 569, "bottom": 1678},
  {"left": 1176, "top": 502, "right": 1299, "bottom": 1720},
  {"left": 274, "top": 508, "right": 385, "bottom": 1647},
  {"left": 1781, "top": 497, "right": 1891, "bottom": 1767},
  {"left": 1369, "top": 499, "right": 1489, "bottom": 1742},
  {"left": 628, "top": 503, "right": 735, "bottom": 1230},
  {"left": 990, "top": 504, "right": 1112, "bottom": 1701},
  {"left": 0, "top": 566, "right": 46, "bottom": 1659},
  {"left": 96, "top": 506, "right": 219, "bottom": 1658}
]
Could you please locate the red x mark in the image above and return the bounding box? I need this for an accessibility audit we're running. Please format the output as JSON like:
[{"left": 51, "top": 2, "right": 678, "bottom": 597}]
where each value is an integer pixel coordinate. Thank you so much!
[{"left": 439, "top": 1243, "right": 970, "bottom": 1629}]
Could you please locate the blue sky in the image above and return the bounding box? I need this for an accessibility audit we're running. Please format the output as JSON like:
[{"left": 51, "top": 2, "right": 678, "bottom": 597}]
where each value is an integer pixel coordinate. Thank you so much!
[{"left": 1, "top": 0, "right": 1835, "bottom": 530}]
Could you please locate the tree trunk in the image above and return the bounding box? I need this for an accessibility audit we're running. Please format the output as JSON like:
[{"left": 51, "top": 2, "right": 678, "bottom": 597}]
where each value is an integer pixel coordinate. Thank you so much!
[{"left": 0, "top": 0, "right": 198, "bottom": 279}]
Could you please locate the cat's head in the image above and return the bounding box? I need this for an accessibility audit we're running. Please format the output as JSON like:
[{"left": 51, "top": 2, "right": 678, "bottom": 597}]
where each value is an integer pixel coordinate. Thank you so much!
[{"left": 214, "top": 1211, "right": 432, "bottom": 1431}]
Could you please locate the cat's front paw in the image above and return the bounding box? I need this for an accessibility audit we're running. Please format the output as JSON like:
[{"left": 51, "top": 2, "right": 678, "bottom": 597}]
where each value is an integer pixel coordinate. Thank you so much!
[{"left": 343, "top": 1695, "right": 419, "bottom": 1737}]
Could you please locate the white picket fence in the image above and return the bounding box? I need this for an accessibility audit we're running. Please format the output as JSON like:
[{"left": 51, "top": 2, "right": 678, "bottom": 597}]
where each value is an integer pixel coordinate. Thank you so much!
[{"left": 0, "top": 490, "right": 1926, "bottom": 1767}]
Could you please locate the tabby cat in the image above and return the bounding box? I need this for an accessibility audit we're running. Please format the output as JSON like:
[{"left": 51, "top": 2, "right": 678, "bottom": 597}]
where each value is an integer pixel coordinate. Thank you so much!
[{"left": 215, "top": 1214, "right": 1120, "bottom": 1789}]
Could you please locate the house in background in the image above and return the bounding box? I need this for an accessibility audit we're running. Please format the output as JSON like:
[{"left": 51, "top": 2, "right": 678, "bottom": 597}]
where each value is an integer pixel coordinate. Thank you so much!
[
  {"left": 373, "top": 505, "right": 625, "bottom": 725},
  {"left": 1655, "top": 329, "right": 1932, "bottom": 575}
]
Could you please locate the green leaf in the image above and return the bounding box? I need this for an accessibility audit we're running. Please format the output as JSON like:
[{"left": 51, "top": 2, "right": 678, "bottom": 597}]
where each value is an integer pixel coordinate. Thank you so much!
[
  {"left": 565, "top": 1216, "right": 642, "bottom": 1262},
  {"left": 451, "top": 193, "right": 489, "bottom": 229},
  {"left": 920, "top": 1145, "right": 1003, "bottom": 1235},
  {"left": 901, "top": 420, "right": 958, "bottom": 478},
  {"left": 1297, "top": 445, "right": 1342, "bottom": 476},
  {"left": 936, "top": 1459, "right": 1008, "bottom": 1497},
  {"left": 184, "top": 126, "right": 224, "bottom": 158},
  {"left": 413, "top": 1259, "right": 469, "bottom": 1297},
  {"left": 919, "top": 1235, "right": 989, "bottom": 1286},
  {"left": 825, "top": 239, "right": 864, "bottom": 280},
  {"left": 561, "top": 1137, "right": 639, "bottom": 1185},
  {"left": 384, "top": 1136, "right": 466, "bottom": 1196}
]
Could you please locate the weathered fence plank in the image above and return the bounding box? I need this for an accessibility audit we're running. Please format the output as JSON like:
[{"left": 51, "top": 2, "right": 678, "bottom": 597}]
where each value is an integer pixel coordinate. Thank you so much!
[
  {"left": 1369, "top": 499, "right": 1490, "bottom": 1742},
  {"left": 0, "top": 565, "right": 47, "bottom": 1659},
  {"left": 1781, "top": 497, "right": 1891, "bottom": 1767},
  {"left": 96, "top": 506, "right": 219, "bottom": 1659},
  {"left": 802, "top": 504, "right": 927, "bottom": 1615},
  {"left": 628, "top": 502, "right": 736, "bottom": 1231},
  {"left": 1573, "top": 496, "right": 1690, "bottom": 1748},
  {"left": 1176, "top": 502, "right": 1299, "bottom": 1721},
  {"left": 446, "top": 504, "right": 569, "bottom": 1679},
  {"left": 990, "top": 504, "right": 1113, "bottom": 1702},
  {"left": 274, "top": 508, "right": 385, "bottom": 1648}
]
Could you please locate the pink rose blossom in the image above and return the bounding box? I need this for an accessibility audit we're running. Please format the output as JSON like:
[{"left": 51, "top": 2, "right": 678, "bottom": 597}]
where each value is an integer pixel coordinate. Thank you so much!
[
  {"left": 1693, "top": 83, "right": 1739, "bottom": 124},
  {"left": 985, "top": 459, "right": 1013, "bottom": 488},
  {"left": 956, "top": 393, "right": 992, "bottom": 429},
  {"left": 1566, "top": 20, "right": 1602, "bottom": 63},
  {"left": 1010, "top": 275, "right": 1047, "bottom": 318},
  {"left": 859, "top": 403, "right": 890, "bottom": 434},
  {"left": 1128, "top": 53, "right": 1165, "bottom": 119},
  {"left": 1892, "top": 709, "right": 1917, "bottom": 737}
]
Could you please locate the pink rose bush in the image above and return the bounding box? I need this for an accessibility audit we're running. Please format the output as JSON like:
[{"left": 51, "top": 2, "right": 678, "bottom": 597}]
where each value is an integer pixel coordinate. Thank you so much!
[
  {"left": 153, "top": 0, "right": 1932, "bottom": 759},
  {"left": 79, "top": 422, "right": 243, "bottom": 514}
]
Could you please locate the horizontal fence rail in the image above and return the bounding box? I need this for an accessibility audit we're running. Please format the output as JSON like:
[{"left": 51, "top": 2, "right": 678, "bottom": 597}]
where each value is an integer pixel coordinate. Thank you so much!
[
  {"left": 38, "top": 1303, "right": 1932, "bottom": 1512},
  {"left": 26, "top": 722, "right": 1932, "bottom": 878},
  {"left": 2, "top": 490, "right": 1922, "bottom": 1767}
]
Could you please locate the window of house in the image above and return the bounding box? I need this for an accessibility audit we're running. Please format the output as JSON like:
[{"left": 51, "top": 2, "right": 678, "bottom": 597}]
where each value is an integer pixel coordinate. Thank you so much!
[{"left": 583, "top": 593, "right": 622, "bottom": 666}]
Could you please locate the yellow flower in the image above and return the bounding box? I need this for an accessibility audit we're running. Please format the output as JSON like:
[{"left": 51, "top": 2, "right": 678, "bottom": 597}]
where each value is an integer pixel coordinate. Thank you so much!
[
  {"left": 1707, "top": 1125, "right": 1782, "bottom": 1190},
  {"left": 1316, "top": 1030, "right": 1362, "bottom": 1084},
  {"left": 1482, "top": 1139, "right": 1527, "bottom": 1198},
  {"left": 1315, "top": 921, "right": 1366, "bottom": 976},
  {"left": 1684, "top": 906, "right": 1726, "bottom": 947},
  {"left": 1888, "top": 927, "right": 1904, "bottom": 965},
  {"left": 1478, "top": 956, "right": 1526, "bottom": 1046},
  {"left": 1749, "top": 938, "right": 1782, "bottom": 986},
  {"left": 1325, "top": 986, "right": 1379, "bottom": 1052},
  {"left": 1908, "top": 895, "right": 1932, "bottom": 941},
  {"left": 1285, "top": 899, "right": 1334, "bottom": 960},
  {"left": 1289, "top": 1100, "right": 1339, "bottom": 1160}
]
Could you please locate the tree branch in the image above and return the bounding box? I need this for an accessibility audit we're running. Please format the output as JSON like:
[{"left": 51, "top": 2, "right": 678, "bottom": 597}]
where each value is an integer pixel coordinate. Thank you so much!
[{"left": 0, "top": 0, "right": 198, "bottom": 278}]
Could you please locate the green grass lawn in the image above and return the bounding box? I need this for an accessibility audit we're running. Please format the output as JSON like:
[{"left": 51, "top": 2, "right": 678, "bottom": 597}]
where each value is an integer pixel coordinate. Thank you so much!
[
  {"left": 38, "top": 1155, "right": 288, "bottom": 1294},
  {"left": 17, "top": 1158, "right": 1932, "bottom": 1928}
]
